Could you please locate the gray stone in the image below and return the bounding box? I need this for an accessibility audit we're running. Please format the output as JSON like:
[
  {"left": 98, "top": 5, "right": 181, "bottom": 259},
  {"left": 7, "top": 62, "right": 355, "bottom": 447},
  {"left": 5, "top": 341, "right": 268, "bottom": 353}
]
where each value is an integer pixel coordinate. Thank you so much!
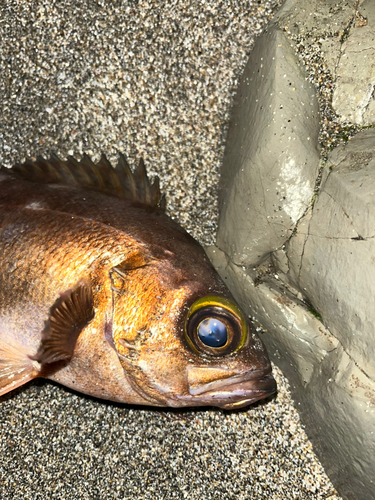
[
  {"left": 217, "top": 24, "right": 320, "bottom": 267},
  {"left": 332, "top": 24, "right": 375, "bottom": 125},
  {"left": 276, "top": 0, "right": 375, "bottom": 127},
  {"left": 0, "top": 1, "right": 343, "bottom": 500},
  {"left": 206, "top": 246, "right": 340, "bottom": 387},
  {"left": 360, "top": 0, "right": 375, "bottom": 25},
  {"left": 287, "top": 129, "right": 375, "bottom": 380},
  {"left": 211, "top": 0, "right": 375, "bottom": 498},
  {"left": 319, "top": 37, "right": 342, "bottom": 78},
  {"left": 275, "top": 0, "right": 357, "bottom": 36},
  {"left": 206, "top": 237, "right": 375, "bottom": 500}
]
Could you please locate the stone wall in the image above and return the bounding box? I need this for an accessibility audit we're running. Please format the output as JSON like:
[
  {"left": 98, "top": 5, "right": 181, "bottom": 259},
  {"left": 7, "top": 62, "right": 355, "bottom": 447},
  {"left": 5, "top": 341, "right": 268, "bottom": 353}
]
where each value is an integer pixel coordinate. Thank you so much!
[{"left": 208, "top": 1, "right": 375, "bottom": 499}]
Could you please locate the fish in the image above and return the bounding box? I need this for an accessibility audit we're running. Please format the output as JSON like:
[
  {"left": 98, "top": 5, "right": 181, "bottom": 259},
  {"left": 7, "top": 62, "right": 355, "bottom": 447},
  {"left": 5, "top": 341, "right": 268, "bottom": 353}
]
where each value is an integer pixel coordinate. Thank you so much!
[{"left": 0, "top": 154, "right": 276, "bottom": 409}]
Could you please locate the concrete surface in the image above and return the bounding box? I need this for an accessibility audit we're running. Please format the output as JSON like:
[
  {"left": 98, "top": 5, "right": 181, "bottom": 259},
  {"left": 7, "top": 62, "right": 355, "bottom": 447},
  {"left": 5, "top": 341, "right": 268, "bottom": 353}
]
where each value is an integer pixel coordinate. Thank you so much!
[{"left": 213, "top": 1, "right": 375, "bottom": 499}]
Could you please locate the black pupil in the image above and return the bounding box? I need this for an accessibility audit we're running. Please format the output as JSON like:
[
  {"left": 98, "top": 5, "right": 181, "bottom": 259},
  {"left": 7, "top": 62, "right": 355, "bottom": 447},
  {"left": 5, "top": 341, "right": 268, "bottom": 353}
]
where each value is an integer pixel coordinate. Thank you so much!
[{"left": 197, "top": 318, "right": 227, "bottom": 348}]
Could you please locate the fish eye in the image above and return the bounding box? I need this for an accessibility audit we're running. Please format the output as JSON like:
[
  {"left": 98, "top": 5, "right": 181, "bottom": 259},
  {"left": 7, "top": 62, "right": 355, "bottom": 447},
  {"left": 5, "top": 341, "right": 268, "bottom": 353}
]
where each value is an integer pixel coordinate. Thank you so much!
[{"left": 184, "top": 295, "right": 248, "bottom": 356}]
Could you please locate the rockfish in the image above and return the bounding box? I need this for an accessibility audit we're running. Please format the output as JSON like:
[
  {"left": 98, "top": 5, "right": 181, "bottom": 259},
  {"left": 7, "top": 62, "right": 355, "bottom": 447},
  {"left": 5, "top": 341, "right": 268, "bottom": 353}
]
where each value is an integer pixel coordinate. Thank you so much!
[{"left": 0, "top": 155, "right": 276, "bottom": 409}]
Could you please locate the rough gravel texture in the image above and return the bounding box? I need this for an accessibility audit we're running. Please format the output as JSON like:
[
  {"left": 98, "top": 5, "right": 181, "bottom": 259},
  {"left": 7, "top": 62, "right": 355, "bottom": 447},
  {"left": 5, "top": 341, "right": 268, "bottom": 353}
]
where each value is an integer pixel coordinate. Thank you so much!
[
  {"left": 0, "top": 1, "right": 340, "bottom": 499},
  {"left": 0, "top": 369, "right": 339, "bottom": 500}
]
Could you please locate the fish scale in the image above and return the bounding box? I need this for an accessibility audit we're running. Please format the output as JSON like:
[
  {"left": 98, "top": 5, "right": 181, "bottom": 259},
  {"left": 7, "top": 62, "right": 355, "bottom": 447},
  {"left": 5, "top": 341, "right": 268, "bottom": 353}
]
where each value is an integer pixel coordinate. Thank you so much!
[{"left": 0, "top": 155, "right": 276, "bottom": 409}]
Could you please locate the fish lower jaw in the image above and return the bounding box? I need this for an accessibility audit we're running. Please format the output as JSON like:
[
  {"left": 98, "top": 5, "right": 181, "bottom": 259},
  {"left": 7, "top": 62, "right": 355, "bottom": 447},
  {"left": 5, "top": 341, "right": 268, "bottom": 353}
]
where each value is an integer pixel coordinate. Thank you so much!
[
  {"left": 217, "top": 388, "right": 275, "bottom": 410},
  {"left": 184, "top": 372, "right": 277, "bottom": 409}
]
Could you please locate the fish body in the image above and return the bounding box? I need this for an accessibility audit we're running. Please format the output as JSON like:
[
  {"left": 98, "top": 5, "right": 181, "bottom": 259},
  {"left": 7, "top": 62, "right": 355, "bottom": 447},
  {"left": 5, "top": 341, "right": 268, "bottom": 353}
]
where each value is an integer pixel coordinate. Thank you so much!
[{"left": 0, "top": 155, "right": 276, "bottom": 409}]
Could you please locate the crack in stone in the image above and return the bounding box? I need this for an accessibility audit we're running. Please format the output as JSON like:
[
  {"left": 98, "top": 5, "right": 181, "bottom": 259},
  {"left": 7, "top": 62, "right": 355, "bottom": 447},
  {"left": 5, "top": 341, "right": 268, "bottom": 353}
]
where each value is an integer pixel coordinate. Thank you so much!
[
  {"left": 281, "top": 164, "right": 326, "bottom": 281},
  {"left": 323, "top": 189, "right": 365, "bottom": 238},
  {"left": 334, "top": 0, "right": 360, "bottom": 77},
  {"left": 352, "top": 358, "right": 373, "bottom": 382},
  {"left": 259, "top": 274, "right": 375, "bottom": 384},
  {"left": 292, "top": 232, "right": 375, "bottom": 241},
  {"left": 257, "top": 270, "right": 374, "bottom": 382},
  {"left": 285, "top": 246, "right": 291, "bottom": 275},
  {"left": 278, "top": 321, "right": 338, "bottom": 354},
  {"left": 211, "top": 241, "right": 375, "bottom": 384},
  {"left": 297, "top": 218, "right": 310, "bottom": 282},
  {"left": 212, "top": 242, "right": 250, "bottom": 271},
  {"left": 362, "top": 85, "right": 375, "bottom": 120}
]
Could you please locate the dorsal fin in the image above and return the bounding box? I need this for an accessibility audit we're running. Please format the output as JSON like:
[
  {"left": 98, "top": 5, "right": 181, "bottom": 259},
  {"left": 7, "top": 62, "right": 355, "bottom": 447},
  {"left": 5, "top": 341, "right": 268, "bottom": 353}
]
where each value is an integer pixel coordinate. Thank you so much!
[{"left": 5, "top": 153, "right": 166, "bottom": 210}]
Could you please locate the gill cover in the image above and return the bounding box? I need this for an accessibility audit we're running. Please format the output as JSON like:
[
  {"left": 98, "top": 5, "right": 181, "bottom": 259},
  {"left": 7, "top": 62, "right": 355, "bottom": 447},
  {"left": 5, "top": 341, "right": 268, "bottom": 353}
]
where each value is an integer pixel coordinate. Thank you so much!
[{"left": 184, "top": 295, "right": 248, "bottom": 357}]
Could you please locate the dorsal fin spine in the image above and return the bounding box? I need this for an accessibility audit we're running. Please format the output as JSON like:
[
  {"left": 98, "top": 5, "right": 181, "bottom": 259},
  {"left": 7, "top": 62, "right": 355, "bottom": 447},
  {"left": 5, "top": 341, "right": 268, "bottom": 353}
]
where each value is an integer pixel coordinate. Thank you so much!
[{"left": 5, "top": 153, "right": 166, "bottom": 210}]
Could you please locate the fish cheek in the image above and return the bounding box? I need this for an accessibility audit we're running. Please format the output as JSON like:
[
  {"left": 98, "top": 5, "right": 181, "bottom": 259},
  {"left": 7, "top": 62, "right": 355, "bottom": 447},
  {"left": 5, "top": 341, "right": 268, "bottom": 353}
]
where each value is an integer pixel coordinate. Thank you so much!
[
  {"left": 116, "top": 340, "right": 190, "bottom": 406},
  {"left": 108, "top": 267, "right": 170, "bottom": 405},
  {"left": 110, "top": 272, "right": 194, "bottom": 404},
  {"left": 138, "top": 331, "right": 191, "bottom": 396},
  {"left": 113, "top": 322, "right": 192, "bottom": 406}
]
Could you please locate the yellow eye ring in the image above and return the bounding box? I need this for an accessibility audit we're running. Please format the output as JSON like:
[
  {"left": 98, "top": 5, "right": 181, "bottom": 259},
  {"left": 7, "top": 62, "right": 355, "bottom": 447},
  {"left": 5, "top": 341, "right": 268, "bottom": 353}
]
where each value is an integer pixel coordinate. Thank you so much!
[{"left": 184, "top": 295, "right": 248, "bottom": 357}]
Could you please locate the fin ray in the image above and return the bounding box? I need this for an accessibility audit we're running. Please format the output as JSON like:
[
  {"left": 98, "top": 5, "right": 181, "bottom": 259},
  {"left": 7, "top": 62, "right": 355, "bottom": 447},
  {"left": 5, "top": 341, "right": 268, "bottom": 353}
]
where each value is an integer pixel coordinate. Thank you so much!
[
  {"left": 3, "top": 153, "right": 165, "bottom": 209},
  {"left": 0, "top": 341, "right": 39, "bottom": 396},
  {"left": 31, "top": 279, "right": 95, "bottom": 365}
]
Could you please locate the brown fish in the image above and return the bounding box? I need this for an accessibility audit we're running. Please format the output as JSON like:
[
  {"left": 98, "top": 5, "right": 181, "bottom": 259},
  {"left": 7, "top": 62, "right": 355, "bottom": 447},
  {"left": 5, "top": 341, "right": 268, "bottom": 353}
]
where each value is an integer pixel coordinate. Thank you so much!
[{"left": 0, "top": 154, "right": 276, "bottom": 409}]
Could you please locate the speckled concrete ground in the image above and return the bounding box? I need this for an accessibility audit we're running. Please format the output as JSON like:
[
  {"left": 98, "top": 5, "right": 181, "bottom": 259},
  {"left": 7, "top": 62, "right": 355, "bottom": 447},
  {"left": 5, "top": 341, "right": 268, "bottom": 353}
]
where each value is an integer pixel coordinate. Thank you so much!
[{"left": 0, "top": 1, "right": 341, "bottom": 499}]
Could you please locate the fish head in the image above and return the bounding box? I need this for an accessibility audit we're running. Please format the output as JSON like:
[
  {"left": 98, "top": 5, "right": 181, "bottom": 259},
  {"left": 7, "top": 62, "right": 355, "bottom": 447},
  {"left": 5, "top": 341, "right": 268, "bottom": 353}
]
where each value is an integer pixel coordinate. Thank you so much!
[{"left": 110, "top": 250, "right": 276, "bottom": 409}]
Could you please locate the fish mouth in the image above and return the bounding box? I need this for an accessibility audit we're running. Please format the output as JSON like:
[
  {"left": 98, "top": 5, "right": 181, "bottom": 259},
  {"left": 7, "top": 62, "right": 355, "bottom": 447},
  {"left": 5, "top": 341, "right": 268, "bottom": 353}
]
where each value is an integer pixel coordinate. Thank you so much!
[{"left": 186, "top": 367, "right": 277, "bottom": 410}]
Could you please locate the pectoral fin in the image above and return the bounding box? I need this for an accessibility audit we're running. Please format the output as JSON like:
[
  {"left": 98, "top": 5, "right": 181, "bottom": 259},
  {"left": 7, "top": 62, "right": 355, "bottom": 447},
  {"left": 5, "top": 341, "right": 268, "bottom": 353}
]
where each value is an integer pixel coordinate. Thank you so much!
[
  {"left": 0, "top": 341, "right": 40, "bottom": 396},
  {"left": 31, "top": 279, "right": 95, "bottom": 365}
]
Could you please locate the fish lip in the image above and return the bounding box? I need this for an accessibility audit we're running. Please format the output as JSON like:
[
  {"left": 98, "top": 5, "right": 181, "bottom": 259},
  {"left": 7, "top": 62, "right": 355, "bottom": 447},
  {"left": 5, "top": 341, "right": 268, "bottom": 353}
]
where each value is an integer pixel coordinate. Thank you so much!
[
  {"left": 216, "top": 373, "right": 277, "bottom": 409},
  {"left": 187, "top": 369, "right": 277, "bottom": 409}
]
